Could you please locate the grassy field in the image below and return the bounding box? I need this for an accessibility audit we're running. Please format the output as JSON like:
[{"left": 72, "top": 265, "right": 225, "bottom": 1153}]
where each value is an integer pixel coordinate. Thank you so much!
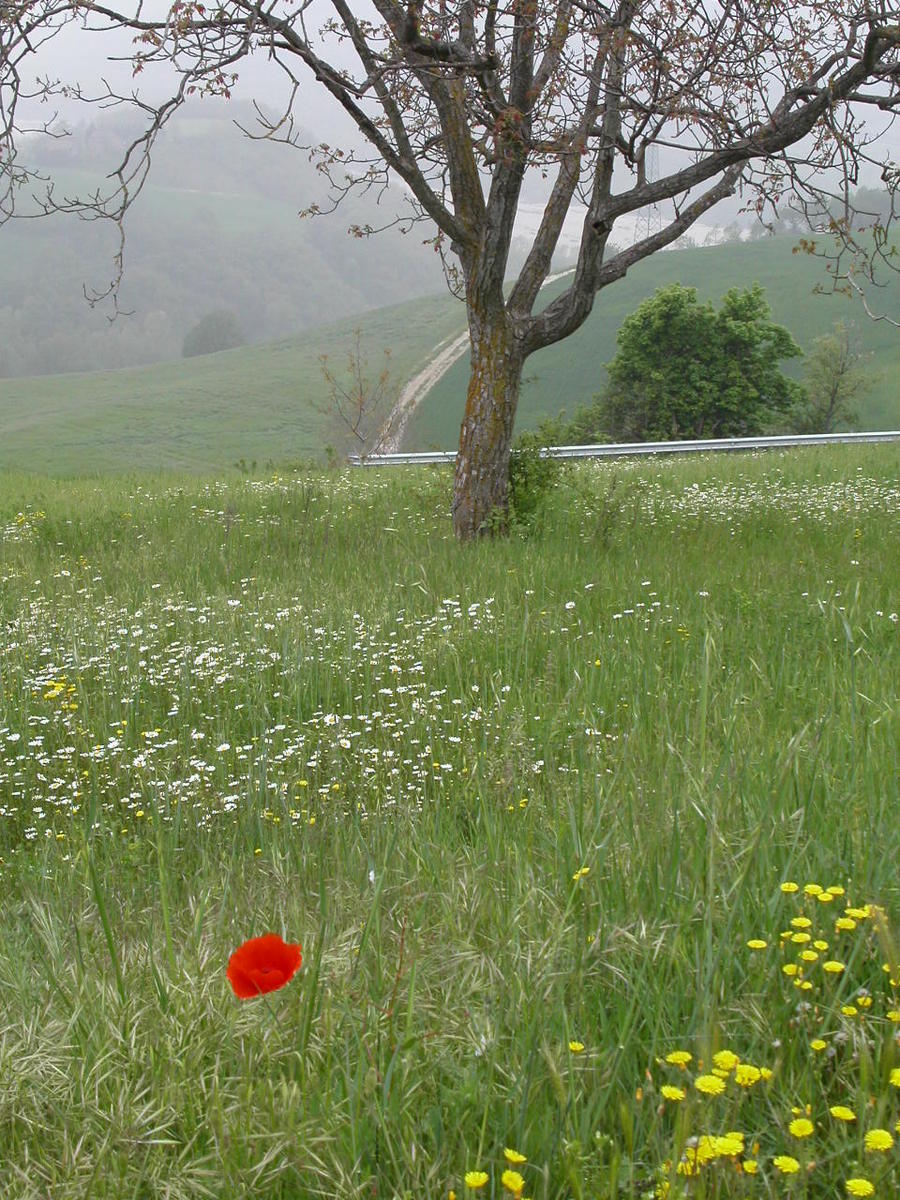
[
  {"left": 407, "top": 236, "right": 900, "bottom": 448},
  {"left": 0, "top": 292, "right": 462, "bottom": 474},
  {"left": 2, "top": 234, "right": 898, "bottom": 475},
  {"left": 1, "top": 447, "right": 898, "bottom": 1198}
]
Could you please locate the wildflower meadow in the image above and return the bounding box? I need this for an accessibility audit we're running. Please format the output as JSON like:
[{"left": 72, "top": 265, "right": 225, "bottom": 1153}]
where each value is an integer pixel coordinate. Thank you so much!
[{"left": 0, "top": 446, "right": 897, "bottom": 1198}]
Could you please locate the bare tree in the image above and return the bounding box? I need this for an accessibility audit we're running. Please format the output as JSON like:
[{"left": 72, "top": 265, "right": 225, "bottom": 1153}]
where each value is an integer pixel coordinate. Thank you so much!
[
  {"left": 317, "top": 328, "right": 398, "bottom": 459},
  {"left": 2, "top": 3, "right": 899, "bottom": 537}
]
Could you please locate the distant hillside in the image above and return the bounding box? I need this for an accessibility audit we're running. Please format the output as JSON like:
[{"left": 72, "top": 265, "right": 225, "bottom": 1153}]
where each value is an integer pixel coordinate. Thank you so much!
[
  {"left": 0, "top": 294, "right": 463, "bottom": 475},
  {"left": 405, "top": 235, "right": 900, "bottom": 448},
  {"left": 2, "top": 233, "right": 897, "bottom": 476},
  {"left": 0, "top": 103, "right": 445, "bottom": 379}
]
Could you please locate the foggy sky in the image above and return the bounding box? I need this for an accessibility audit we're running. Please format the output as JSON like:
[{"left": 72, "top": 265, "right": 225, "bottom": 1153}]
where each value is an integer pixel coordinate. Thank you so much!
[{"left": 18, "top": 10, "right": 900, "bottom": 229}]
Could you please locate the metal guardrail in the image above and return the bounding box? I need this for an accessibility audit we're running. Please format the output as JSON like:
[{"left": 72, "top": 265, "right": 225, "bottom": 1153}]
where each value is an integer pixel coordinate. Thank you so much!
[{"left": 350, "top": 430, "right": 900, "bottom": 467}]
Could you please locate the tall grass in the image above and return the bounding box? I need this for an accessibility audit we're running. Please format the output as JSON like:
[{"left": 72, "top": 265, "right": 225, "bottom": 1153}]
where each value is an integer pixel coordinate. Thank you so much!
[{"left": 0, "top": 447, "right": 897, "bottom": 1198}]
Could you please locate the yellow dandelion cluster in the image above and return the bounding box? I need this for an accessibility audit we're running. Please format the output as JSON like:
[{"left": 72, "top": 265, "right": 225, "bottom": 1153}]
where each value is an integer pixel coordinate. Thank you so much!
[
  {"left": 676, "top": 1133, "right": 744, "bottom": 1175},
  {"left": 649, "top": 883, "right": 900, "bottom": 1200},
  {"left": 464, "top": 1149, "right": 529, "bottom": 1197}
]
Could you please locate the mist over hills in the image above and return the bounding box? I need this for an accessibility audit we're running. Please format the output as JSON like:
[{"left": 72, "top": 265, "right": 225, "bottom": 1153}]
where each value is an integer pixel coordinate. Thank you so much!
[{"left": 0, "top": 103, "right": 448, "bottom": 378}]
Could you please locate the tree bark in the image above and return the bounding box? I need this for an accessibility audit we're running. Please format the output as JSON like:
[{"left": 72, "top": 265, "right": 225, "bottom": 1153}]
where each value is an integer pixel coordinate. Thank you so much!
[{"left": 452, "top": 306, "right": 523, "bottom": 540}]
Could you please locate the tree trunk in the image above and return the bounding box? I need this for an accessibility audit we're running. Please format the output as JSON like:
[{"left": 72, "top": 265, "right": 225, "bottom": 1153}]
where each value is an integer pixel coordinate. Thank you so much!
[{"left": 452, "top": 309, "right": 523, "bottom": 540}]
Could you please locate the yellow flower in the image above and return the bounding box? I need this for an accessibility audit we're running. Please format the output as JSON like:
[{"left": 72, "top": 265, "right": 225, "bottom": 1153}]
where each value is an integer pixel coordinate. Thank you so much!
[
  {"left": 800, "top": 950, "right": 819, "bottom": 962},
  {"left": 465, "top": 1172, "right": 489, "bottom": 1189},
  {"left": 823, "top": 960, "right": 845, "bottom": 974},
  {"left": 714, "top": 1134, "right": 744, "bottom": 1157},
  {"left": 889, "top": 1068, "right": 900, "bottom": 1088},
  {"left": 845, "top": 907, "right": 870, "bottom": 920},
  {"left": 804, "top": 883, "right": 824, "bottom": 896},
  {"left": 792, "top": 932, "right": 812, "bottom": 944},
  {"left": 661, "top": 1085, "right": 685, "bottom": 1101},
  {"left": 810, "top": 1039, "right": 827, "bottom": 1052},
  {"left": 695, "top": 1075, "right": 726, "bottom": 1096},
  {"left": 665, "top": 1050, "right": 692, "bottom": 1067},
  {"left": 817, "top": 891, "right": 835, "bottom": 903},
  {"left": 791, "top": 916, "right": 813, "bottom": 929},
  {"left": 501, "top": 1169, "right": 525, "bottom": 1195},
  {"left": 864, "top": 1128, "right": 894, "bottom": 1152},
  {"left": 845, "top": 1179, "right": 874, "bottom": 1197},
  {"left": 830, "top": 1106, "right": 857, "bottom": 1122},
  {"left": 694, "top": 1137, "right": 718, "bottom": 1164},
  {"left": 841, "top": 1005, "right": 858, "bottom": 1017},
  {"left": 503, "top": 1149, "right": 527, "bottom": 1165},
  {"left": 712, "top": 1050, "right": 740, "bottom": 1072},
  {"left": 789, "top": 1118, "right": 815, "bottom": 1138},
  {"left": 676, "top": 1152, "right": 700, "bottom": 1177},
  {"left": 742, "top": 1159, "right": 758, "bottom": 1174},
  {"left": 835, "top": 917, "right": 857, "bottom": 931},
  {"left": 887, "top": 1009, "right": 900, "bottom": 1023},
  {"left": 782, "top": 963, "right": 801, "bottom": 977},
  {"left": 780, "top": 881, "right": 800, "bottom": 893},
  {"left": 827, "top": 885, "right": 846, "bottom": 896},
  {"left": 759, "top": 1067, "right": 774, "bottom": 1081},
  {"left": 813, "top": 939, "right": 829, "bottom": 951},
  {"left": 735, "top": 1063, "right": 761, "bottom": 1086},
  {"left": 773, "top": 1155, "right": 800, "bottom": 1174},
  {"left": 747, "top": 938, "right": 767, "bottom": 949},
  {"left": 572, "top": 866, "right": 590, "bottom": 881},
  {"left": 567, "top": 1041, "right": 584, "bottom": 1054}
]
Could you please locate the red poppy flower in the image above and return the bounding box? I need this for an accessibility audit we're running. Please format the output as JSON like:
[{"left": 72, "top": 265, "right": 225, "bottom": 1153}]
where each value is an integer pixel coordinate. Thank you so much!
[{"left": 227, "top": 933, "right": 302, "bottom": 999}]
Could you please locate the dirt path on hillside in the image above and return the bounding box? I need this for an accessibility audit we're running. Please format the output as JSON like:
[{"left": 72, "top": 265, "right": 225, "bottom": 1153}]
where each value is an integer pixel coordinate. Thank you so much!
[
  {"left": 380, "top": 269, "right": 573, "bottom": 453},
  {"left": 380, "top": 330, "right": 471, "bottom": 453}
]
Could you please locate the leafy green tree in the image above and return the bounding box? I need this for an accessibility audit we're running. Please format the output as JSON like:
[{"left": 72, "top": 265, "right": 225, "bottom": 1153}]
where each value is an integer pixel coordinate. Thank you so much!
[
  {"left": 581, "top": 284, "right": 804, "bottom": 442},
  {"left": 182, "top": 310, "right": 246, "bottom": 358}
]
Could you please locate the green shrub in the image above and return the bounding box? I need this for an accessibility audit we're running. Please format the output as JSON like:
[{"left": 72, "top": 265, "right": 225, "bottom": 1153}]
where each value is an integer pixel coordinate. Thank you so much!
[{"left": 508, "top": 421, "right": 565, "bottom": 527}]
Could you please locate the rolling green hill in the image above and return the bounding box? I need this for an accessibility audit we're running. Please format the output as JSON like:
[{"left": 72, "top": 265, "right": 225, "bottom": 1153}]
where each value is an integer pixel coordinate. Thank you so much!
[
  {"left": 0, "top": 293, "right": 463, "bottom": 474},
  {"left": 2, "top": 234, "right": 897, "bottom": 475},
  {"left": 406, "top": 235, "right": 900, "bottom": 448}
]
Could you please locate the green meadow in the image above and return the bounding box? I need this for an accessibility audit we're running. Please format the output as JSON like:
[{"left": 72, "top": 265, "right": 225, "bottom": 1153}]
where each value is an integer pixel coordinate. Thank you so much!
[
  {"left": 1, "top": 447, "right": 898, "bottom": 1198},
  {"left": 0, "top": 293, "right": 462, "bottom": 474}
]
